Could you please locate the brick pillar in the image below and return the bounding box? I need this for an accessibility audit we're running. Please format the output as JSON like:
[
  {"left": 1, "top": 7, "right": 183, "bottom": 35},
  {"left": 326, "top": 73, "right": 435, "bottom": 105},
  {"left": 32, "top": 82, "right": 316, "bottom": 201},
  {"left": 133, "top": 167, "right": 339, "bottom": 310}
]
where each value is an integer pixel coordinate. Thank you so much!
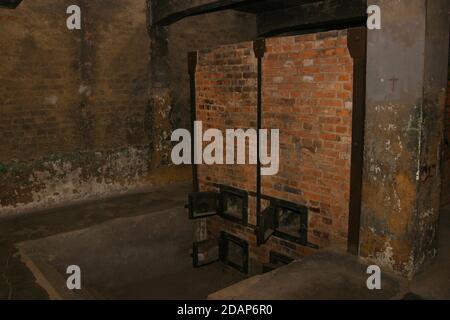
[{"left": 360, "top": 0, "right": 449, "bottom": 278}]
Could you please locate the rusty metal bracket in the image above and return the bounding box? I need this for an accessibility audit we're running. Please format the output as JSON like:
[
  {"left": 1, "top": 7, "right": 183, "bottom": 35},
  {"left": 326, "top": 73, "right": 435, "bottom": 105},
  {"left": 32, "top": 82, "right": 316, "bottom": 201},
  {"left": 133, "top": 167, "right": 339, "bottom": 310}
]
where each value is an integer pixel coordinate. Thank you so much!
[
  {"left": 347, "top": 27, "right": 367, "bottom": 256},
  {"left": 347, "top": 27, "right": 367, "bottom": 59}
]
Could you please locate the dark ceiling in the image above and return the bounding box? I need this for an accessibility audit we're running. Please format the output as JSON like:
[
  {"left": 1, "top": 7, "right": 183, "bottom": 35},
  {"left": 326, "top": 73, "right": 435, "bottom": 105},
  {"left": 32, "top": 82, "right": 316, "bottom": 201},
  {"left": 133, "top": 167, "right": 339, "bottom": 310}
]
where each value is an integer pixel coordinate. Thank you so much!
[{"left": 0, "top": 0, "right": 22, "bottom": 9}]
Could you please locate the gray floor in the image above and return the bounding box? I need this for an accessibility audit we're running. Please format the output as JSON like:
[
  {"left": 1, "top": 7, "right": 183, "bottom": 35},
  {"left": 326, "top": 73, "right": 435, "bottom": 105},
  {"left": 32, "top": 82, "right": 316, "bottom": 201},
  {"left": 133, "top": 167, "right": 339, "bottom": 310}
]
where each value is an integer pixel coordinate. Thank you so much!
[{"left": 1, "top": 184, "right": 449, "bottom": 300}]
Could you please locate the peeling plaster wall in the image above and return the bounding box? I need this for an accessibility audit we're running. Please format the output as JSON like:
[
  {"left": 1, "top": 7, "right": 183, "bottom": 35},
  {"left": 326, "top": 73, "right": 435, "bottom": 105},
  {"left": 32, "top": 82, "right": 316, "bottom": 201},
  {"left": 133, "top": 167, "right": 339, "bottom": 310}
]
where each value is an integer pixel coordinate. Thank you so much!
[
  {"left": 0, "top": 0, "right": 189, "bottom": 216},
  {"left": 413, "top": 0, "right": 449, "bottom": 273},
  {"left": 361, "top": 0, "right": 449, "bottom": 279}
]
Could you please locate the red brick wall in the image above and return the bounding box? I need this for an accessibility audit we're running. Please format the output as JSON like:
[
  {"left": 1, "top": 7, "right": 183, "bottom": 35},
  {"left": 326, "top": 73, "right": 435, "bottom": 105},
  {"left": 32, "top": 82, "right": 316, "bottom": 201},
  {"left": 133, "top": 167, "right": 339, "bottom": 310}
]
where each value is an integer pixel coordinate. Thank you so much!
[
  {"left": 0, "top": 0, "right": 255, "bottom": 216},
  {"left": 263, "top": 30, "right": 353, "bottom": 248},
  {"left": 195, "top": 30, "right": 353, "bottom": 264},
  {"left": 168, "top": 10, "right": 257, "bottom": 130},
  {"left": 0, "top": 0, "right": 150, "bottom": 161}
]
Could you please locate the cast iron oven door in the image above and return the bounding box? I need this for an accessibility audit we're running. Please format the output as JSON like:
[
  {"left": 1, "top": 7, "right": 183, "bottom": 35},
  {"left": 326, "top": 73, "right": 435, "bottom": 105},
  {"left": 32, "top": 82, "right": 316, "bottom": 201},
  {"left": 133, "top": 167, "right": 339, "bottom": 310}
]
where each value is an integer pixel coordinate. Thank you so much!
[
  {"left": 192, "top": 239, "right": 219, "bottom": 268},
  {"left": 219, "top": 231, "right": 249, "bottom": 274},
  {"left": 192, "top": 233, "right": 249, "bottom": 274},
  {"left": 187, "top": 187, "right": 249, "bottom": 226},
  {"left": 257, "top": 206, "right": 276, "bottom": 245}
]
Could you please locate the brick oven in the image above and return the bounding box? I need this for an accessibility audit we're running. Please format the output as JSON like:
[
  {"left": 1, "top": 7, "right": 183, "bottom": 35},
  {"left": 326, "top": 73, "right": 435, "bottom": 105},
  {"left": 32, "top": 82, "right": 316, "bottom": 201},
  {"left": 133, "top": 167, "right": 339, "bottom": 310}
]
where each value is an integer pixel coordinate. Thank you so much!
[{"left": 188, "top": 28, "right": 363, "bottom": 273}]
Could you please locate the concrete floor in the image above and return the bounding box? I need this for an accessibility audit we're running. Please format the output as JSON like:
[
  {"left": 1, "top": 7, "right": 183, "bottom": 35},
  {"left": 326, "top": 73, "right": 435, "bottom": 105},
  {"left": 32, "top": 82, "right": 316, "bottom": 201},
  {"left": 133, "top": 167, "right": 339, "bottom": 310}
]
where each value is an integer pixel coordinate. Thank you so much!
[
  {"left": 0, "top": 184, "right": 449, "bottom": 300},
  {"left": 0, "top": 183, "right": 244, "bottom": 300},
  {"left": 0, "top": 184, "right": 183, "bottom": 299}
]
